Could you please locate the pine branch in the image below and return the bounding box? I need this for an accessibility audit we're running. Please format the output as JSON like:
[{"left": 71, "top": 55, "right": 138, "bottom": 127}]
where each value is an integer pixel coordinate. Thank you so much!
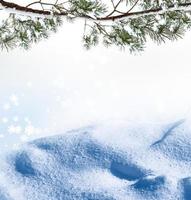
[
  {"left": 1, "top": 0, "right": 191, "bottom": 52},
  {"left": 0, "top": 0, "right": 53, "bottom": 15},
  {"left": 98, "top": 2, "right": 191, "bottom": 21},
  {"left": 1, "top": 0, "right": 191, "bottom": 21}
]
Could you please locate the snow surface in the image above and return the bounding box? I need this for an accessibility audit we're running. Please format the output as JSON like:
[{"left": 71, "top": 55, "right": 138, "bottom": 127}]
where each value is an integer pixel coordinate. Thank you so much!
[{"left": 1, "top": 119, "right": 191, "bottom": 200}]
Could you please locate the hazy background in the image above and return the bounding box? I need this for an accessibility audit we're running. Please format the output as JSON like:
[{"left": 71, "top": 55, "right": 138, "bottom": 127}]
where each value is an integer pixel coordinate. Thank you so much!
[{"left": 1, "top": 17, "right": 191, "bottom": 152}]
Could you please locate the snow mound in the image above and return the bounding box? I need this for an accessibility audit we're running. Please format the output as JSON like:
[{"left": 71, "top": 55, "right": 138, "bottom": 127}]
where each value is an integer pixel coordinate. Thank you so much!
[{"left": 1, "top": 120, "right": 191, "bottom": 200}]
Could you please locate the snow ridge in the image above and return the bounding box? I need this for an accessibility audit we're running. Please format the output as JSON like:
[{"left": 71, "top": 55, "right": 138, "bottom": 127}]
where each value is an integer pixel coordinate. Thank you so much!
[{"left": 1, "top": 121, "right": 191, "bottom": 200}]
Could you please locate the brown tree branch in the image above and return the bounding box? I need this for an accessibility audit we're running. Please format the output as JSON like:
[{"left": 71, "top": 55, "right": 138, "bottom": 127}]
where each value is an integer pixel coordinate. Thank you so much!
[
  {"left": 0, "top": 0, "right": 53, "bottom": 15},
  {"left": 97, "top": 2, "right": 191, "bottom": 21},
  {"left": 1, "top": 0, "right": 191, "bottom": 22},
  {"left": 106, "top": 0, "right": 123, "bottom": 17},
  {"left": 126, "top": 0, "right": 140, "bottom": 14}
]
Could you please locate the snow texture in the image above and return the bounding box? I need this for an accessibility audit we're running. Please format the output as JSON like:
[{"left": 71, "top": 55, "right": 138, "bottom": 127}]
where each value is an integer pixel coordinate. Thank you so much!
[{"left": 1, "top": 119, "right": 191, "bottom": 200}]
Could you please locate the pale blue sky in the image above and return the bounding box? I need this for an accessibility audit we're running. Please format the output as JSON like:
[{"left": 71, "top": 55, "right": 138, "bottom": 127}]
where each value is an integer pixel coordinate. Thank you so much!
[{"left": 1, "top": 17, "right": 191, "bottom": 151}]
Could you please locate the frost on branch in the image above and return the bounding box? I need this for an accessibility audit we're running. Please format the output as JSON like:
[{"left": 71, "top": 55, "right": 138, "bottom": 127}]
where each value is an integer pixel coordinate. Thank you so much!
[
  {"left": 0, "top": 14, "right": 62, "bottom": 50},
  {"left": 0, "top": 0, "right": 191, "bottom": 52}
]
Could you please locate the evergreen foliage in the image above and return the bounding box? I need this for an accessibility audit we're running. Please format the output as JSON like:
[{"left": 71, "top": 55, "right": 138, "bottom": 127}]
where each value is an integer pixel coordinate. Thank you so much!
[
  {"left": 0, "top": 14, "right": 62, "bottom": 50},
  {"left": 0, "top": 0, "right": 191, "bottom": 51}
]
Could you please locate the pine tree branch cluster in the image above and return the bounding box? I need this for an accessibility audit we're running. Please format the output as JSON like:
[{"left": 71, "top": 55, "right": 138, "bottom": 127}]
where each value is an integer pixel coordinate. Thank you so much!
[{"left": 1, "top": 0, "right": 191, "bottom": 51}]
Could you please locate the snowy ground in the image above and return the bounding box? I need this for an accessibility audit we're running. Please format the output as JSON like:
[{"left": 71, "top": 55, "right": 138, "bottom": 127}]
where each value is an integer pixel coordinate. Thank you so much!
[
  {"left": 1, "top": 9, "right": 191, "bottom": 200},
  {"left": 1, "top": 119, "right": 191, "bottom": 200}
]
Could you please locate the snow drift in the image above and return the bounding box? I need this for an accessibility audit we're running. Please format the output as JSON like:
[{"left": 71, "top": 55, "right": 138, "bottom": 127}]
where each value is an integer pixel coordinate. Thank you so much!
[{"left": 1, "top": 119, "right": 191, "bottom": 200}]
